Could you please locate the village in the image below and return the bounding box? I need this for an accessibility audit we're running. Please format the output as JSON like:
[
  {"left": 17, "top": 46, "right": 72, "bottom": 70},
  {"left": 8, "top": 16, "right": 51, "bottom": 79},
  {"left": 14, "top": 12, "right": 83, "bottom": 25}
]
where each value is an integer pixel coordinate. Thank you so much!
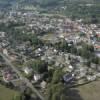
[{"left": 0, "top": 10, "right": 100, "bottom": 99}]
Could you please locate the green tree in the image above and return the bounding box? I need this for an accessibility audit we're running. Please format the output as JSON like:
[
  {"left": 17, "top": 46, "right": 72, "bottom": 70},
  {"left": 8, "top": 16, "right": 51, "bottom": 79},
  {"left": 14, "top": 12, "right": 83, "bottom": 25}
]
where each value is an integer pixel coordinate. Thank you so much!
[
  {"left": 91, "top": 56, "right": 100, "bottom": 64},
  {"left": 52, "top": 68, "right": 64, "bottom": 84},
  {"left": 28, "top": 59, "right": 47, "bottom": 73},
  {"left": 46, "top": 82, "right": 68, "bottom": 100},
  {"left": 60, "top": 94, "right": 68, "bottom": 100}
]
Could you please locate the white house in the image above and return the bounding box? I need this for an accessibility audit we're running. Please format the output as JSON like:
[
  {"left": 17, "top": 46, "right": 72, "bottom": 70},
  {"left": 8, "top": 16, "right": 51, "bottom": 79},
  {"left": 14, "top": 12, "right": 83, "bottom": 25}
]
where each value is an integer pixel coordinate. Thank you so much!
[
  {"left": 3, "top": 49, "right": 8, "bottom": 56},
  {"left": 24, "top": 67, "right": 33, "bottom": 75},
  {"left": 40, "top": 81, "right": 47, "bottom": 89},
  {"left": 34, "top": 73, "right": 41, "bottom": 82},
  {"left": 0, "top": 32, "right": 5, "bottom": 38}
]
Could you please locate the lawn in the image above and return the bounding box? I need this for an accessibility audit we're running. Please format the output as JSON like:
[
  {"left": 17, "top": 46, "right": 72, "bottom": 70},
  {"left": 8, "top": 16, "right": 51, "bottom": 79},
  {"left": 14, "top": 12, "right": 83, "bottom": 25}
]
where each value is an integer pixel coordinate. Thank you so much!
[{"left": 0, "top": 84, "right": 19, "bottom": 100}]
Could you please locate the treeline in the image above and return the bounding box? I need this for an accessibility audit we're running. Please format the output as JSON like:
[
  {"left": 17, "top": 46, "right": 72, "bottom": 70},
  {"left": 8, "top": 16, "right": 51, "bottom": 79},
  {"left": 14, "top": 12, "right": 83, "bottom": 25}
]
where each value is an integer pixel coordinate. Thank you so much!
[{"left": 32, "top": 0, "right": 100, "bottom": 23}]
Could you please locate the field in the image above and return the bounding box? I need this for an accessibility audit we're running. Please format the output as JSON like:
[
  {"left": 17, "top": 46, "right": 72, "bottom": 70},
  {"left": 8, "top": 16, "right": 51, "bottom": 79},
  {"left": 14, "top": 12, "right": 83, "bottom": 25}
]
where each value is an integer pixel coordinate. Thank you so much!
[
  {"left": 76, "top": 80, "right": 100, "bottom": 100},
  {"left": 0, "top": 84, "right": 19, "bottom": 100}
]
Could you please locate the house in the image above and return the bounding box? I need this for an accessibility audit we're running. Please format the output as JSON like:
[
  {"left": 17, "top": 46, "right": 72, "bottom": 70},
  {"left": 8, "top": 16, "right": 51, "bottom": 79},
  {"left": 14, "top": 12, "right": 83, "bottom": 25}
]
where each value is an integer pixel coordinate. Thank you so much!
[
  {"left": 63, "top": 65, "right": 73, "bottom": 73},
  {"left": 86, "top": 75, "right": 96, "bottom": 81},
  {"left": 23, "top": 67, "right": 33, "bottom": 75},
  {"left": 96, "top": 73, "right": 100, "bottom": 78},
  {"left": 40, "top": 81, "right": 47, "bottom": 89},
  {"left": 3, "top": 72, "right": 13, "bottom": 83},
  {"left": 95, "top": 51, "right": 100, "bottom": 58},
  {"left": 0, "top": 32, "right": 5, "bottom": 38},
  {"left": 2, "top": 68, "right": 19, "bottom": 83},
  {"left": 91, "top": 63, "right": 97, "bottom": 69},
  {"left": 96, "top": 65, "right": 100, "bottom": 72},
  {"left": 68, "top": 65, "right": 73, "bottom": 70},
  {"left": 2, "top": 40, "right": 9, "bottom": 47},
  {"left": 3, "top": 49, "right": 8, "bottom": 56},
  {"left": 9, "top": 54, "right": 18, "bottom": 61},
  {"left": 74, "top": 65, "right": 88, "bottom": 78},
  {"left": 95, "top": 30, "right": 100, "bottom": 37},
  {"left": 63, "top": 73, "right": 75, "bottom": 83},
  {"left": 34, "top": 73, "right": 41, "bottom": 82}
]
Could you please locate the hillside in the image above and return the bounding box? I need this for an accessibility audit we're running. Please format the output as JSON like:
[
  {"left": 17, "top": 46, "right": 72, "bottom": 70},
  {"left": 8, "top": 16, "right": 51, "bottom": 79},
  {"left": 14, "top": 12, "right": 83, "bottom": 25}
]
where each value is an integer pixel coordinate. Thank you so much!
[
  {"left": 0, "top": 0, "right": 99, "bottom": 9},
  {"left": 0, "top": 0, "right": 99, "bottom": 7},
  {"left": 0, "top": 0, "right": 99, "bottom": 23}
]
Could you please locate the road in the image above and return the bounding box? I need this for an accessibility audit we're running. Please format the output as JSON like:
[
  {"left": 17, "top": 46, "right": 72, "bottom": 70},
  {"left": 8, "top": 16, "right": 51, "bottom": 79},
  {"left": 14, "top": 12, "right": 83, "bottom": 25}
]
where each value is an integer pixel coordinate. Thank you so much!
[{"left": 0, "top": 53, "right": 45, "bottom": 100}]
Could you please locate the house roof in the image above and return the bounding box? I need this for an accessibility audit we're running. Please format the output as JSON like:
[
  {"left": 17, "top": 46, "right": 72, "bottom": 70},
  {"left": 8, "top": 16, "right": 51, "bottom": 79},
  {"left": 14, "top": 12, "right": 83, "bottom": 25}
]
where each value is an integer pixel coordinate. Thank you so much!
[{"left": 63, "top": 73, "right": 74, "bottom": 83}]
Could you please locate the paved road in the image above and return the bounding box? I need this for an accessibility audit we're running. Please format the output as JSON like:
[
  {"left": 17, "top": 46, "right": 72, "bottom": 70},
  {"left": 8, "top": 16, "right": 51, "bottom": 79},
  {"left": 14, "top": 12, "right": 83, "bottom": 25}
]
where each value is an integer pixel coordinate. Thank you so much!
[{"left": 0, "top": 53, "right": 45, "bottom": 100}]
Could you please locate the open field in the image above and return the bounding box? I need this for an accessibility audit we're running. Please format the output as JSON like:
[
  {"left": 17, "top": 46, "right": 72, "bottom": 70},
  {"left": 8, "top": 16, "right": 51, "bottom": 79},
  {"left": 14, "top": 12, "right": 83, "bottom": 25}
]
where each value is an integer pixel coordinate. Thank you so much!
[
  {"left": 76, "top": 80, "right": 100, "bottom": 100},
  {"left": 0, "top": 84, "right": 19, "bottom": 100}
]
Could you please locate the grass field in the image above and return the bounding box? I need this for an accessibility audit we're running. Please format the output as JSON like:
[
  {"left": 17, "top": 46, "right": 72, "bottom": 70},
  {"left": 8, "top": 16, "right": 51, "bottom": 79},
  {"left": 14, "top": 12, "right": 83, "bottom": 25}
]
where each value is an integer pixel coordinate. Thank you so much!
[
  {"left": 0, "top": 84, "right": 19, "bottom": 100},
  {"left": 76, "top": 80, "right": 100, "bottom": 100}
]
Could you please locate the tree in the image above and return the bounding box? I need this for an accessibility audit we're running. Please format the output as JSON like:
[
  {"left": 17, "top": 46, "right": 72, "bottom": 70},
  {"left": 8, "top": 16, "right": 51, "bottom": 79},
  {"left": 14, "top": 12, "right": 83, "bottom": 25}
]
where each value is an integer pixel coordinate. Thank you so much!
[
  {"left": 52, "top": 92, "right": 59, "bottom": 100},
  {"left": 91, "top": 15, "right": 98, "bottom": 24},
  {"left": 91, "top": 56, "right": 100, "bottom": 64},
  {"left": 54, "top": 40, "right": 69, "bottom": 52},
  {"left": 52, "top": 68, "right": 64, "bottom": 84},
  {"left": 28, "top": 59, "right": 48, "bottom": 73},
  {"left": 60, "top": 94, "right": 68, "bottom": 100},
  {"left": 70, "top": 46, "right": 77, "bottom": 54},
  {"left": 45, "top": 67, "right": 67, "bottom": 100},
  {"left": 86, "top": 60, "right": 91, "bottom": 67},
  {"left": 46, "top": 82, "right": 68, "bottom": 100},
  {"left": 77, "top": 43, "right": 94, "bottom": 59},
  {"left": 88, "top": 45, "right": 94, "bottom": 52}
]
